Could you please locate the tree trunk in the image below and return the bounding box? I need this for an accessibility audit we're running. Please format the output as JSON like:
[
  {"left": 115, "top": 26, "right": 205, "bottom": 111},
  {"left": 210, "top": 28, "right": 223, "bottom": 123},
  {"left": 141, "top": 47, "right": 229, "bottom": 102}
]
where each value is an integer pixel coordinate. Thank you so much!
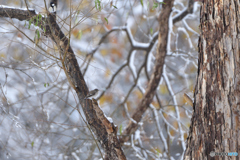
[{"left": 184, "top": 0, "right": 240, "bottom": 159}]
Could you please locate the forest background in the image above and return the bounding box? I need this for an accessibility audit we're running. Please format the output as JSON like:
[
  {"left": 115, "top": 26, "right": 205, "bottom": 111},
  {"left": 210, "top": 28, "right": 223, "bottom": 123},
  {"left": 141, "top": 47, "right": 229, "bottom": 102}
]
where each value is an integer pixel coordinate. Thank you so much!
[{"left": 0, "top": 0, "right": 200, "bottom": 159}]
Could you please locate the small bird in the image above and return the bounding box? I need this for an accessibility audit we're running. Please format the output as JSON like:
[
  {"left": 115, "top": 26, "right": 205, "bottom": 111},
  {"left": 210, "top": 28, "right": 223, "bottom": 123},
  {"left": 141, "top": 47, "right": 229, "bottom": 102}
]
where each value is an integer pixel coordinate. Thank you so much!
[
  {"left": 49, "top": 2, "right": 57, "bottom": 12},
  {"left": 84, "top": 89, "right": 99, "bottom": 99}
]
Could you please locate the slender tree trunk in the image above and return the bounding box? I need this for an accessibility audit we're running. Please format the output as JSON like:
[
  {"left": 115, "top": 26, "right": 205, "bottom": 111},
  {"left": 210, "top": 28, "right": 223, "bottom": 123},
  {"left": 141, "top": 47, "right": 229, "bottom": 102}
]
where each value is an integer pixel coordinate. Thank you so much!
[{"left": 184, "top": 0, "right": 240, "bottom": 159}]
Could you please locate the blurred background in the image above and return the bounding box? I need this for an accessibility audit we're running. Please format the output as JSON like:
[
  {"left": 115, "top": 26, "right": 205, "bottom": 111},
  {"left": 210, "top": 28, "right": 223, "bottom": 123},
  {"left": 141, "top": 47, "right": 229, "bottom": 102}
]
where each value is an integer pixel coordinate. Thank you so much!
[{"left": 0, "top": 0, "right": 200, "bottom": 159}]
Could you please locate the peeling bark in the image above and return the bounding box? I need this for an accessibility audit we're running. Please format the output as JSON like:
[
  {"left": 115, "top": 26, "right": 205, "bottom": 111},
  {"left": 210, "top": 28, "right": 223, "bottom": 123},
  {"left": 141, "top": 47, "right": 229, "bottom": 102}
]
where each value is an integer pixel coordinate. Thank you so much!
[{"left": 184, "top": 0, "right": 240, "bottom": 159}]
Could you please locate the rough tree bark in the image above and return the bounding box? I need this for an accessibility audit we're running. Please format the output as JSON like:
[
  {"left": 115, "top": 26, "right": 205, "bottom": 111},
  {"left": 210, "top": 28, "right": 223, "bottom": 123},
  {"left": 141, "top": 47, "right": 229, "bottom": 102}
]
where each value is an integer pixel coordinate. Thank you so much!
[
  {"left": 0, "top": 1, "right": 126, "bottom": 159},
  {"left": 184, "top": 0, "right": 240, "bottom": 159}
]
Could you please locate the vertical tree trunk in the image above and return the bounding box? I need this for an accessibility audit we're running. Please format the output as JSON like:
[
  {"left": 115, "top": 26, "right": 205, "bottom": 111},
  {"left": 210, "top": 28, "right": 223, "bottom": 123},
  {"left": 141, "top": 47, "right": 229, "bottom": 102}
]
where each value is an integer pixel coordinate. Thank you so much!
[{"left": 184, "top": 0, "right": 240, "bottom": 159}]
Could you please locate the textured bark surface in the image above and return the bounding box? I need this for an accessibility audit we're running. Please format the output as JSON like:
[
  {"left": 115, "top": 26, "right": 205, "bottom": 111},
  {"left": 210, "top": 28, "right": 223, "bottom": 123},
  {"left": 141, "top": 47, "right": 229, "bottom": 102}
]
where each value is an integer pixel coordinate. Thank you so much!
[
  {"left": 0, "top": 5, "right": 126, "bottom": 160},
  {"left": 46, "top": 13, "right": 126, "bottom": 160},
  {"left": 184, "top": 0, "right": 240, "bottom": 159}
]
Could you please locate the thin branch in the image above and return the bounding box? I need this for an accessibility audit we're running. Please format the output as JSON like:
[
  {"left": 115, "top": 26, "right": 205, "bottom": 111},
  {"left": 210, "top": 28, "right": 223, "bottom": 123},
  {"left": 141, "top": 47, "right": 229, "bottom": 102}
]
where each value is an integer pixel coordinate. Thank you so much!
[{"left": 119, "top": 0, "right": 174, "bottom": 144}]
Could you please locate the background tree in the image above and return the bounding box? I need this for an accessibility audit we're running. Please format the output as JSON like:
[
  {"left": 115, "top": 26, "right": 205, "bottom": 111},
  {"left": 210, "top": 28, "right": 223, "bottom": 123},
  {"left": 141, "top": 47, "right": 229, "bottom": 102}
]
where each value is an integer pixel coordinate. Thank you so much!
[
  {"left": 184, "top": 0, "right": 240, "bottom": 159},
  {"left": 0, "top": 0, "right": 200, "bottom": 159}
]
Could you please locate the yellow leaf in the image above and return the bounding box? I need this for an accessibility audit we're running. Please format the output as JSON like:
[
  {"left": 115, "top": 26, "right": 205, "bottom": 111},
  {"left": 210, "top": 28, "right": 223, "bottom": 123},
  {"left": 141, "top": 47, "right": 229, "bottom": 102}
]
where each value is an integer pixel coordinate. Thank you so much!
[
  {"left": 82, "top": 27, "right": 92, "bottom": 34},
  {"left": 162, "top": 112, "right": 168, "bottom": 118},
  {"left": 100, "top": 49, "right": 108, "bottom": 56},
  {"left": 172, "top": 121, "right": 178, "bottom": 129},
  {"left": 0, "top": 53, "right": 6, "bottom": 58},
  {"left": 99, "top": 94, "right": 113, "bottom": 105},
  {"left": 104, "top": 68, "right": 111, "bottom": 78},
  {"left": 189, "top": 84, "right": 194, "bottom": 93},
  {"left": 152, "top": 101, "right": 160, "bottom": 110},
  {"left": 165, "top": 105, "right": 175, "bottom": 112},
  {"left": 169, "top": 129, "right": 176, "bottom": 136},
  {"left": 159, "top": 84, "right": 168, "bottom": 94},
  {"left": 134, "top": 90, "right": 143, "bottom": 99}
]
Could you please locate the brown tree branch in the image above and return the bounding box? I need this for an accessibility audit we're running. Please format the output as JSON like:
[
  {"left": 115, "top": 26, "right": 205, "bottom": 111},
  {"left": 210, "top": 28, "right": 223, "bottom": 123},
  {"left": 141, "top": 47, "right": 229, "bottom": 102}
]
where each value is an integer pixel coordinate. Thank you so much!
[
  {"left": 119, "top": 0, "right": 174, "bottom": 144},
  {"left": 173, "top": 0, "right": 194, "bottom": 24},
  {"left": 0, "top": 7, "right": 35, "bottom": 20},
  {"left": 0, "top": 5, "right": 126, "bottom": 160},
  {"left": 83, "top": 0, "right": 195, "bottom": 103}
]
